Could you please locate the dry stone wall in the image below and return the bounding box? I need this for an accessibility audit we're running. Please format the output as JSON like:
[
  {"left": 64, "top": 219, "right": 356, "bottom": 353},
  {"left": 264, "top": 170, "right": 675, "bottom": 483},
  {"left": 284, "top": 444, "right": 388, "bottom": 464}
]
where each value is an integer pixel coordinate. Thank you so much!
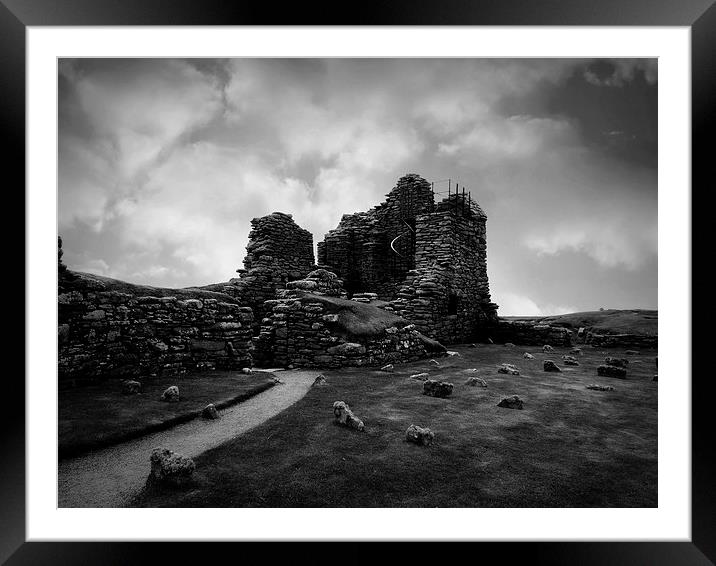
[
  {"left": 319, "top": 174, "right": 499, "bottom": 344},
  {"left": 58, "top": 273, "right": 253, "bottom": 384},
  {"left": 390, "top": 194, "right": 499, "bottom": 344},
  {"left": 203, "top": 212, "right": 315, "bottom": 333},
  {"left": 254, "top": 289, "right": 439, "bottom": 369},
  {"left": 318, "top": 174, "right": 434, "bottom": 299},
  {"left": 586, "top": 332, "right": 657, "bottom": 349},
  {"left": 493, "top": 320, "right": 573, "bottom": 347}
]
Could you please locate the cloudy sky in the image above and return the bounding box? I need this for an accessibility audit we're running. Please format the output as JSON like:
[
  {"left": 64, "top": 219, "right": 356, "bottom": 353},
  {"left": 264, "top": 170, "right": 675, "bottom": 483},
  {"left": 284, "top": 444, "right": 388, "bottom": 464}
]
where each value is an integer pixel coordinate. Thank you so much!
[{"left": 58, "top": 58, "right": 657, "bottom": 316}]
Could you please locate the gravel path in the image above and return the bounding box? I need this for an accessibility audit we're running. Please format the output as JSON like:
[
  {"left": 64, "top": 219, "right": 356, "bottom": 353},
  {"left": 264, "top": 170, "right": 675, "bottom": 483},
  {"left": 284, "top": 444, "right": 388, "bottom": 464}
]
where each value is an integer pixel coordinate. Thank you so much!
[{"left": 58, "top": 370, "right": 319, "bottom": 508}]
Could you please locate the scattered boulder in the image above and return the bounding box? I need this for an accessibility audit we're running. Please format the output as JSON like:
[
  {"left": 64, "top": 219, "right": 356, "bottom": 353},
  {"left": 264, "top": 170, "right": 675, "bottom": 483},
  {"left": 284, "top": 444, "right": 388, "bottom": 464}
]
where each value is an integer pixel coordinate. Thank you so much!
[
  {"left": 202, "top": 404, "right": 219, "bottom": 419},
  {"left": 497, "top": 363, "right": 520, "bottom": 376},
  {"left": 147, "top": 448, "right": 195, "bottom": 487},
  {"left": 410, "top": 373, "right": 430, "bottom": 381},
  {"left": 333, "top": 401, "right": 364, "bottom": 431},
  {"left": 465, "top": 376, "right": 487, "bottom": 387},
  {"left": 312, "top": 374, "right": 327, "bottom": 387},
  {"left": 543, "top": 345, "right": 554, "bottom": 353},
  {"left": 380, "top": 364, "right": 394, "bottom": 373},
  {"left": 586, "top": 384, "right": 615, "bottom": 391},
  {"left": 406, "top": 424, "right": 434, "bottom": 446},
  {"left": 497, "top": 395, "right": 524, "bottom": 410},
  {"left": 160, "top": 386, "right": 179, "bottom": 402},
  {"left": 122, "top": 380, "right": 141, "bottom": 395},
  {"left": 504, "top": 342, "right": 516, "bottom": 348},
  {"left": 543, "top": 360, "right": 562, "bottom": 373},
  {"left": 562, "top": 355, "right": 580, "bottom": 366},
  {"left": 429, "top": 359, "right": 440, "bottom": 366},
  {"left": 422, "top": 379, "right": 454, "bottom": 398},
  {"left": 523, "top": 353, "right": 535, "bottom": 359},
  {"left": 605, "top": 357, "right": 628, "bottom": 368},
  {"left": 241, "top": 367, "right": 253, "bottom": 374},
  {"left": 446, "top": 351, "right": 460, "bottom": 357},
  {"left": 597, "top": 365, "right": 627, "bottom": 379}
]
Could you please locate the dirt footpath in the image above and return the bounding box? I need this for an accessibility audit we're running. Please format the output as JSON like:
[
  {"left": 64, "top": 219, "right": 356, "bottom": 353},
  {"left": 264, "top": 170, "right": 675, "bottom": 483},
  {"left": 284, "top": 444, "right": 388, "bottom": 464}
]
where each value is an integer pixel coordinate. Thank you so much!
[{"left": 58, "top": 370, "right": 320, "bottom": 508}]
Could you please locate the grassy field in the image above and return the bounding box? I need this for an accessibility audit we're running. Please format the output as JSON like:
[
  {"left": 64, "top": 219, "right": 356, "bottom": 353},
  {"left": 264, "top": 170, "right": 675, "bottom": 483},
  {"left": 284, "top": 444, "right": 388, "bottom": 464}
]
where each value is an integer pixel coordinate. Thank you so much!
[
  {"left": 59, "top": 372, "right": 276, "bottom": 458},
  {"left": 132, "top": 344, "right": 657, "bottom": 508}
]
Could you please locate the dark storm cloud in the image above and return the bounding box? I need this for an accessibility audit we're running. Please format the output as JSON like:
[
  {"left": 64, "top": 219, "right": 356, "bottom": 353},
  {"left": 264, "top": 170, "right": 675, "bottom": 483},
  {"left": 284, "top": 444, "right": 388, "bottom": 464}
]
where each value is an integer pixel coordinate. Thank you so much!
[{"left": 58, "top": 58, "right": 657, "bottom": 315}]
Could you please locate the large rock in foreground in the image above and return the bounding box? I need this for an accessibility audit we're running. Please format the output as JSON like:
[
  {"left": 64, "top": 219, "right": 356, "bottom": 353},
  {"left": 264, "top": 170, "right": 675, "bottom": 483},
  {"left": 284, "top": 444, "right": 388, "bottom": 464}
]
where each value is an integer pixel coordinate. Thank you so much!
[
  {"left": 406, "top": 424, "right": 435, "bottom": 446},
  {"left": 333, "top": 401, "right": 365, "bottom": 431},
  {"left": 147, "top": 448, "right": 195, "bottom": 487}
]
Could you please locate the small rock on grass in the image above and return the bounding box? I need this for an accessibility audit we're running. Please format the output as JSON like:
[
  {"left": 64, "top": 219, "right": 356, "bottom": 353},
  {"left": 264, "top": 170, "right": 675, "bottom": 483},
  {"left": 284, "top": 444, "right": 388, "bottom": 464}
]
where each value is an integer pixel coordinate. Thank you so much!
[
  {"left": 380, "top": 364, "right": 394, "bottom": 373},
  {"left": 447, "top": 351, "right": 460, "bottom": 357},
  {"left": 586, "top": 384, "right": 615, "bottom": 391},
  {"left": 406, "top": 424, "right": 434, "bottom": 446},
  {"left": 160, "top": 385, "right": 179, "bottom": 402},
  {"left": 333, "top": 401, "right": 364, "bottom": 432},
  {"left": 122, "top": 380, "right": 141, "bottom": 395},
  {"left": 498, "top": 363, "right": 520, "bottom": 375},
  {"left": 605, "top": 357, "right": 628, "bottom": 368},
  {"left": 465, "top": 376, "right": 487, "bottom": 387},
  {"left": 147, "top": 448, "right": 195, "bottom": 487},
  {"left": 410, "top": 372, "right": 430, "bottom": 381},
  {"left": 562, "top": 355, "right": 580, "bottom": 366},
  {"left": 497, "top": 395, "right": 524, "bottom": 410},
  {"left": 570, "top": 348, "right": 583, "bottom": 356},
  {"left": 523, "top": 353, "right": 535, "bottom": 359},
  {"left": 543, "top": 360, "right": 562, "bottom": 372},
  {"left": 202, "top": 404, "right": 219, "bottom": 419},
  {"left": 429, "top": 359, "right": 440, "bottom": 366},
  {"left": 543, "top": 345, "right": 554, "bottom": 353},
  {"left": 597, "top": 365, "right": 627, "bottom": 379},
  {"left": 241, "top": 367, "right": 253, "bottom": 374},
  {"left": 504, "top": 342, "right": 516, "bottom": 348},
  {"left": 423, "top": 379, "right": 453, "bottom": 398},
  {"left": 312, "top": 374, "right": 327, "bottom": 387}
]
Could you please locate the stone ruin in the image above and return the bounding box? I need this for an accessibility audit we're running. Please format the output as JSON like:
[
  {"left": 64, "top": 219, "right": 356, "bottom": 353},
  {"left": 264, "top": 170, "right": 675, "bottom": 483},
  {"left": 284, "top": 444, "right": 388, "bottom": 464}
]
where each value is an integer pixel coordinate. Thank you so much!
[
  {"left": 58, "top": 173, "right": 502, "bottom": 380},
  {"left": 202, "top": 211, "right": 315, "bottom": 332},
  {"left": 318, "top": 173, "right": 499, "bottom": 344}
]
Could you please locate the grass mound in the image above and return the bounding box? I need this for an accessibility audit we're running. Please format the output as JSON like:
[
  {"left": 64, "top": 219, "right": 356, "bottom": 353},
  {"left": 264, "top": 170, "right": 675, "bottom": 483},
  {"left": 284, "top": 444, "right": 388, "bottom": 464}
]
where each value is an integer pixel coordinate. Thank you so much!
[{"left": 295, "top": 292, "right": 411, "bottom": 341}]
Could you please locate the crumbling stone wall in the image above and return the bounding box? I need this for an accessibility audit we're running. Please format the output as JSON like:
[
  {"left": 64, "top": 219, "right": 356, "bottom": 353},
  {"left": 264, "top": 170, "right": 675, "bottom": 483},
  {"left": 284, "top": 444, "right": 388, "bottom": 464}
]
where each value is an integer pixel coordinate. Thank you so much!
[
  {"left": 319, "top": 174, "right": 499, "bottom": 344},
  {"left": 203, "top": 212, "right": 315, "bottom": 333},
  {"left": 390, "top": 193, "right": 499, "bottom": 344},
  {"left": 256, "top": 293, "right": 435, "bottom": 369},
  {"left": 58, "top": 273, "right": 253, "bottom": 384},
  {"left": 586, "top": 333, "right": 657, "bottom": 349},
  {"left": 318, "top": 174, "right": 434, "bottom": 299},
  {"left": 493, "top": 320, "right": 573, "bottom": 347}
]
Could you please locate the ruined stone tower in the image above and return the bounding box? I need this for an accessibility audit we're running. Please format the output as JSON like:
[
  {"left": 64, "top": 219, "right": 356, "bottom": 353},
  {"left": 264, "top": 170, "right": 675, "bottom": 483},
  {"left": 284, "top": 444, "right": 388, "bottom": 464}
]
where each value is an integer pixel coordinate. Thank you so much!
[{"left": 319, "top": 174, "right": 498, "bottom": 343}]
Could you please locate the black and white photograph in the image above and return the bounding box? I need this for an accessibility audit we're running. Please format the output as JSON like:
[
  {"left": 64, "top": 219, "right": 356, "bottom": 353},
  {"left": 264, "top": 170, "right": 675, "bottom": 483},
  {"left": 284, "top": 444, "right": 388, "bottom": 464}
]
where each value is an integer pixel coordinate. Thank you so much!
[{"left": 55, "top": 56, "right": 660, "bottom": 510}]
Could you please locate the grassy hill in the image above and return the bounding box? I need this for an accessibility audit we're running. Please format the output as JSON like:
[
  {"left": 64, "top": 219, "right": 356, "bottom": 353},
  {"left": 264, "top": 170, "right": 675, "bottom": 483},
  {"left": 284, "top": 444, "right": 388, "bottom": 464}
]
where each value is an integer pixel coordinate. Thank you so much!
[{"left": 501, "top": 309, "right": 657, "bottom": 336}]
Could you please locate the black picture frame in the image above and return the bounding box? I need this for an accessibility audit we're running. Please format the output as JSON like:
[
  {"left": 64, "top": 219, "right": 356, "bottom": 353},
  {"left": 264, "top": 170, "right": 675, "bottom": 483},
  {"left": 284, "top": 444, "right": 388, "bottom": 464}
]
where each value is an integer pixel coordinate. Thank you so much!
[{"left": 5, "top": 0, "right": 712, "bottom": 563}]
